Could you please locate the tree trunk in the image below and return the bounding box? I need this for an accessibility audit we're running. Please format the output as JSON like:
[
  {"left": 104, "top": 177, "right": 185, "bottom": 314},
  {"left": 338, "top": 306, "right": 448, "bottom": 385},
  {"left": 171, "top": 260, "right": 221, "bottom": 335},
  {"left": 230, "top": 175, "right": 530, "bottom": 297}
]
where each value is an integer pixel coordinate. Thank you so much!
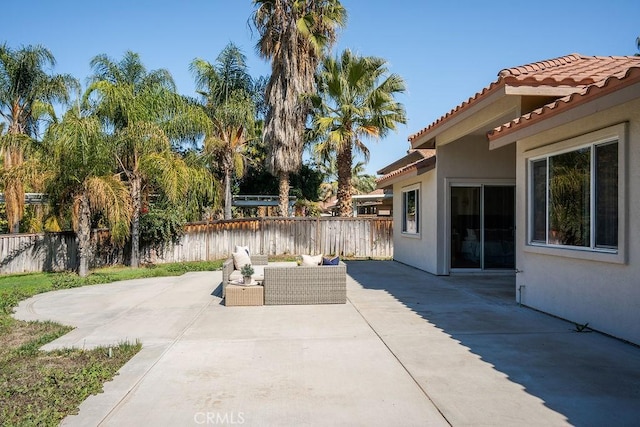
[
  {"left": 4, "top": 141, "right": 25, "bottom": 233},
  {"left": 130, "top": 176, "right": 142, "bottom": 268},
  {"left": 224, "top": 169, "right": 232, "bottom": 220},
  {"left": 7, "top": 181, "right": 24, "bottom": 234},
  {"left": 278, "top": 172, "right": 290, "bottom": 217},
  {"left": 77, "top": 192, "right": 92, "bottom": 277},
  {"left": 336, "top": 144, "right": 353, "bottom": 217}
]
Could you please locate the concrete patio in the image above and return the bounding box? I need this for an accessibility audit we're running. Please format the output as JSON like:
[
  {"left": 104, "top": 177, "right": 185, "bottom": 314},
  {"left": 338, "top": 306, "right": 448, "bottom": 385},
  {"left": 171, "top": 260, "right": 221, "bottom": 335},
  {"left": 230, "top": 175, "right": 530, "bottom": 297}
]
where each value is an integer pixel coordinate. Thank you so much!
[{"left": 13, "top": 260, "right": 640, "bottom": 426}]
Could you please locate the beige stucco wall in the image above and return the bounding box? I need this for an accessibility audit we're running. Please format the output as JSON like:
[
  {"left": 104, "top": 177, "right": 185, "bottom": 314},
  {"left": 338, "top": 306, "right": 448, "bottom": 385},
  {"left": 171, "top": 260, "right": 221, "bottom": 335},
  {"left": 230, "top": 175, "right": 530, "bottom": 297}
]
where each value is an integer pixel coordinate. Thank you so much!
[
  {"left": 390, "top": 136, "right": 516, "bottom": 275},
  {"left": 515, "top": 96, "right": 640, "bottom": 345},
  {"left": 392, "top": 170, "right": 438, "bottom": 273}
]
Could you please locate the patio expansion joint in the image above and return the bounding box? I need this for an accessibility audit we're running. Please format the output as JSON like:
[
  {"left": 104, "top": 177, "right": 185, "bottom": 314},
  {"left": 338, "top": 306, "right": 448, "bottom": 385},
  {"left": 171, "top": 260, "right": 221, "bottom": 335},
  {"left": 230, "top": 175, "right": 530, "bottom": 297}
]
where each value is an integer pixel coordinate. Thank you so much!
[
  {"left": 346, "top": 294, "right": 453, "bottom": 427},
  {"left": 95, "top": 293, "right": 216, "bottom": 426}
]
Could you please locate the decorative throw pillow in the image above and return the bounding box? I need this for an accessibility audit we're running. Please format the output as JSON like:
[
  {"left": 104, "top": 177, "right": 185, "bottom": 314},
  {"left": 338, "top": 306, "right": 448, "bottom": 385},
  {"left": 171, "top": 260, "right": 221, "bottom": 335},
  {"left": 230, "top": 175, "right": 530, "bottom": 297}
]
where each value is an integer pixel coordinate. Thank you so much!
[
  {"left": 301, "top": 254, "right": 323, "bottom": 266},
  {"left": 322, "top": 256, "right": 340, "bottom": 266},
  {"left": 234, "top": 245, "right": 250, "bottom": 256},
  {"left": 232, "top": 251, "right": 252, "bottom": 270}
]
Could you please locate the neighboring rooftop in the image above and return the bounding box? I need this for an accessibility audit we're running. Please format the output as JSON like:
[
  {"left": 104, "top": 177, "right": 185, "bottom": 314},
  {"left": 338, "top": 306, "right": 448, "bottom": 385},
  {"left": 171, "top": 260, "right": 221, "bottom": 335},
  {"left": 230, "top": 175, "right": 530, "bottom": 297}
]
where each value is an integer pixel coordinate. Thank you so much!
[{"left": 409, "top": 54, "right": 640, "bottom": 145}]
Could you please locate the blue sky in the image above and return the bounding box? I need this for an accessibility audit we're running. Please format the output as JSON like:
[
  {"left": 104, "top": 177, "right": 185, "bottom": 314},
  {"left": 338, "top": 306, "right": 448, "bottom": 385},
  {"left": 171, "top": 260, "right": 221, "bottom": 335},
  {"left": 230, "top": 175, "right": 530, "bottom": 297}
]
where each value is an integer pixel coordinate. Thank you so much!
[{"left": 4, "top": 0, "right": 639, "bottom": 175}]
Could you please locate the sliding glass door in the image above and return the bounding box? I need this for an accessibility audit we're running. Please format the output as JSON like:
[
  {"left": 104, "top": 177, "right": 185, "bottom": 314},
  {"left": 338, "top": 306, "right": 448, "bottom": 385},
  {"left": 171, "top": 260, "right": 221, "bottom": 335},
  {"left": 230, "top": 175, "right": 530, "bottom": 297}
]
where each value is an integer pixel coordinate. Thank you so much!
[
  {"left": 451, "top": 187, "right": 481, "bottom": 268},
  {"left": 450, "top": 185, "right": 515, "bottom": 270}
]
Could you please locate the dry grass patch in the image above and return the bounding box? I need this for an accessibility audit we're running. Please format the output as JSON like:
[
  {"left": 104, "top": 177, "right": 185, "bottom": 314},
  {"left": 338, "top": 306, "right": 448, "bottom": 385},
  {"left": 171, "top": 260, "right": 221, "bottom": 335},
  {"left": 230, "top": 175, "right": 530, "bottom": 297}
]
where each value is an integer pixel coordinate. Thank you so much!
[
  {"left": 0, "top": 260, "right": 224, "bottom": 426},
  {"left": 0, "top": 320, "right": 140, "bottom": 426}
]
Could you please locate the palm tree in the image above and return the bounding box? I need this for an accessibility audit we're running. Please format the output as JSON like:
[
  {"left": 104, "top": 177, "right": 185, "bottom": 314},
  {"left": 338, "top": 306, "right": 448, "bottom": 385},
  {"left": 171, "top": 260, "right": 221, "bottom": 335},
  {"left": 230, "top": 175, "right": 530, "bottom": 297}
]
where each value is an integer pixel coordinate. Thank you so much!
[
  {"left": 0, "top": 43, "right": 75, "bottom": 232},
  {"left": 191, "top": 43, "right": 257, "bottom": 219},
  {"left": 87, "top": 51, "right": 212, "bottom": 267},
  {"left": 312, "top": 50, "right": 406, "bottom": 216},
  {"left": 45, "top": 103, "right": 131, "bottom": 277},
  {"left": 350, "top": 161, "right": 377, "bottom": 195},
  {"left": 319, "top": 159, "right": 376, "bottom": 203},
  {"left": 251, "top": 0, "right": 347, "bottom": 216},
  {"left": 191, "top": 43, "right": 254, "bottom": 111},
  {"left": 203, "top": 92, "right": 255, "bottom": 219}
]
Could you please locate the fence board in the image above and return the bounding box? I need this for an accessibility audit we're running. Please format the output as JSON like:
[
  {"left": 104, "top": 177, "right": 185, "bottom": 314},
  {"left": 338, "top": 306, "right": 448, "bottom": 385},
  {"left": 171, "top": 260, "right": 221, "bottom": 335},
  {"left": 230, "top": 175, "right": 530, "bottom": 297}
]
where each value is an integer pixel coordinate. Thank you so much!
[{"left": 0, "top": 217, "right": 393, "bottom": 274}]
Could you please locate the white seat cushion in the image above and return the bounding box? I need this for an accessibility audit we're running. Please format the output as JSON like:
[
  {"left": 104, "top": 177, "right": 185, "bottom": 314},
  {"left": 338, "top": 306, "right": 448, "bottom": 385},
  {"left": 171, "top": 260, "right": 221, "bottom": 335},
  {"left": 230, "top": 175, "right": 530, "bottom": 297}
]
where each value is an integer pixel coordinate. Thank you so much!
[{"left": 229, "top": 265, "right": 265, "bottom": 282}]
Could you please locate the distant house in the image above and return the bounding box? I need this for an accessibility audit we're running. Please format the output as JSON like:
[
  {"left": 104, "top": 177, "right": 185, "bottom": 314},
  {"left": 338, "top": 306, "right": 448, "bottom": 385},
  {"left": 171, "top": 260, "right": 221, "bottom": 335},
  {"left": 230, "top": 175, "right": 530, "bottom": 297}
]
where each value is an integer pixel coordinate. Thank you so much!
[
  {"left": 378, "top": 54, "right": 640, "bottom": 345},
  {"left": 320, "top": 189, "right": 393, "bottom": 217}
]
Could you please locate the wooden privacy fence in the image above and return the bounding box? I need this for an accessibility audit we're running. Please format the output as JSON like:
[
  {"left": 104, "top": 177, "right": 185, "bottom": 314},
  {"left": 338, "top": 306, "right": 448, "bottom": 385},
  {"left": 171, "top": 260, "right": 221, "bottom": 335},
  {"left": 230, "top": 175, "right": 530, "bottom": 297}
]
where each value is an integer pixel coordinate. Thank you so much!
[{"left": 0, "top": 217, "right": 393, "bottom": 274}]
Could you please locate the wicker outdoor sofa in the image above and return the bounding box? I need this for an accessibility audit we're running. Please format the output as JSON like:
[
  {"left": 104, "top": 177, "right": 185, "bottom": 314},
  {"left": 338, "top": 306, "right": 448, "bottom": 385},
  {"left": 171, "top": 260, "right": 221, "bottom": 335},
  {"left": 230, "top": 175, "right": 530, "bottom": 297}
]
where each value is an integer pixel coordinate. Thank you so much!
[
  {"left": 221, "top": 255, "right": 347, "bottom": 305},
  {"left": 263, "top": 262, "right": 347, "bottom": 305}
]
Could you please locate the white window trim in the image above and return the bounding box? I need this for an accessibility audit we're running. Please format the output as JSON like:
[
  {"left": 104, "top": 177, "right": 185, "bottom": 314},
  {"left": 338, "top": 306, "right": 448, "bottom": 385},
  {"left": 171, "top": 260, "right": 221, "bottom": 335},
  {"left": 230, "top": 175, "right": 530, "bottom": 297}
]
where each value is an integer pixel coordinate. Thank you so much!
[
  {"left": 524, "top": 123, "right": 627, "bottom": 264},
  {"left": 401, "top": 183, "right": 421, "bottom": 238}
]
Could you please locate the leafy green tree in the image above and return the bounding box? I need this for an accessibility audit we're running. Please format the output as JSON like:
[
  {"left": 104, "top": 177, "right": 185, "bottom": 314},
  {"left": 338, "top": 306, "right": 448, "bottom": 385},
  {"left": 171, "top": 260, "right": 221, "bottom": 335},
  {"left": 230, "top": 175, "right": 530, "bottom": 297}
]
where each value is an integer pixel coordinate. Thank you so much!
[
  {"left": 239, "top": 160, "right": 323, "bottom": 216},
  {"left": 45, "top": 103, "right": 131, "bottom": 277},
  {"left": 87, "top": 51, "right": 212, "bottom": 267},
  {"left": 191, "top": 43, "right": 257, "bottom": 219},
  {"left": 350, "top": 161, "right": 377, "bottom": 194},
  {"left": 312, "top": 50, "right": 406, "bottom": 216},
  {"left": 0, "top": 43, "right": 75, "bottom": 232},
  {"left": 251, "top": 0, "right": 347, "bottom": 216}
]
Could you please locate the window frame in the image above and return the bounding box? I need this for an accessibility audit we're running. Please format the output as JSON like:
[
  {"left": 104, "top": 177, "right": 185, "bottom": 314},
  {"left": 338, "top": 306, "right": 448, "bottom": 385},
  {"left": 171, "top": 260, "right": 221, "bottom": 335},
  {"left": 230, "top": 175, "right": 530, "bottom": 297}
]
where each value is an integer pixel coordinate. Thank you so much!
[
  {"left": 401, "top": 183, "right": 421, "bottom": 237},
  {"left": 524, "top": 123, "right": 627, "bottom": 264}
]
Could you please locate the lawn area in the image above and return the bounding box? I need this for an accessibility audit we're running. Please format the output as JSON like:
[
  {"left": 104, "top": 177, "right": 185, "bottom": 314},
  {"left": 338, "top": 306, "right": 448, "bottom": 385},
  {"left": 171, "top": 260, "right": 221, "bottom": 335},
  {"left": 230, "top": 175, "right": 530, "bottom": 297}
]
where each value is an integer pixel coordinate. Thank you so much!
[{"left": 0, "top": 260, "right": 223, "bottom": 426}]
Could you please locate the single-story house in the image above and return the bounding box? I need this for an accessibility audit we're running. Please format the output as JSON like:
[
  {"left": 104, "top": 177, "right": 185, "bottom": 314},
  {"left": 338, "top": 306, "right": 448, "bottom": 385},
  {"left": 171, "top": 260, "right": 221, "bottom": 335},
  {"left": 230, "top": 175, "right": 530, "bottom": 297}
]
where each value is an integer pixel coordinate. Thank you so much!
[
  {"left": 320, "top": 189, "right": 393, "bottom": 217},
  {"left": 377, "top": 54, "right": 640, "bottom": 345}
]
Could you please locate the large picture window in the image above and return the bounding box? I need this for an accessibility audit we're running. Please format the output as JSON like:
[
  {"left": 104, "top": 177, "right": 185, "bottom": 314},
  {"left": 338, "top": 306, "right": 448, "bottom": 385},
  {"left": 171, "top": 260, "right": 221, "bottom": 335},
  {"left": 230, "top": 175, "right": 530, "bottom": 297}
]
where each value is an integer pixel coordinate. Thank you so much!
[
  {"left": 529, "top": 140, "right": 618, "bottom": 251},
  {"left": 402, "top": 186, "right": 419, "bottom": 234}
]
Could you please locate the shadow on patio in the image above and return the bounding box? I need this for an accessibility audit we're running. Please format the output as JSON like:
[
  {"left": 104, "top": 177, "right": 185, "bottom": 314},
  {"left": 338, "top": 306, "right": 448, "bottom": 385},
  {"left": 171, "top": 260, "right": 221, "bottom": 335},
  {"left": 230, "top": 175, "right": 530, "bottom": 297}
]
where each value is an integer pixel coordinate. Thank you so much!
[{"left": 345, "top": 260, "right": 640, "bottom": 426}]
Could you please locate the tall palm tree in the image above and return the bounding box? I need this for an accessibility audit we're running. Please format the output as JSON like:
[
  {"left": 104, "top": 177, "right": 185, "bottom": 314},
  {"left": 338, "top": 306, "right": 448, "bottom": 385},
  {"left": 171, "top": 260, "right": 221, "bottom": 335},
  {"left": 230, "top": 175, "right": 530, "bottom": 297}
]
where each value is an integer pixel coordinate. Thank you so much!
[
  {"left": 0, "top": 43, "right": 75, "bottom": 232},
  {"left": 313, "top": 49, "right": 406, "bottom": 217},
  {"left": 45, "top": 103, "right": 131, "bottom": 277},
  {"left": 191, "top": 43, "right": 254, "bottom": 111},
  {"left": 87, "top": 52, "right": 211, "bottom": 267},
  {"left": 191, "top": 43, "right": 257, "bottom": 219},
  {"left": 251, "top": 0, "right": 347, "bottom": 216},
  {"left": 203, "top": 92, "right": 255, "bottom": 220},
  {"left": 319, "top": 159, "right": 376, "bottom": 202}
]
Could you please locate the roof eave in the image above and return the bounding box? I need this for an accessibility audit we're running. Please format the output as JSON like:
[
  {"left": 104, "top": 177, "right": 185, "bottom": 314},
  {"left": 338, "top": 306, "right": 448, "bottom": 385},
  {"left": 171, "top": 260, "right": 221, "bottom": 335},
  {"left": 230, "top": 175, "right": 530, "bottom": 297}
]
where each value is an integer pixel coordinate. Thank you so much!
[
  {"left": 376, "top": 150, "right": 424, "bottom": 175},
  {"left": 376, "top": 168, "right": 418, "bottom": 189},
  {"left": 376, "top": 157, "right": 437, "bottom": 189},
  {"left": 503, "top": 85, "right": 581, "bottom": 97},
  {"left": 410, "top": 83, "right": 507, "bottom": 149},
  {"left": 489, "top": 75, "right": 640, "bottom": 149}
]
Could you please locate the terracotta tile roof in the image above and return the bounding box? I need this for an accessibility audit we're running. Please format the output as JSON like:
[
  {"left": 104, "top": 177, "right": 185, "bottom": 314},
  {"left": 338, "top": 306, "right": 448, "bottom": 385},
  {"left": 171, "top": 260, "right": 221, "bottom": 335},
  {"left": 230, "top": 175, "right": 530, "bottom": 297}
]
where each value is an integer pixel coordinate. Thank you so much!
[
  {"left": 409, "top": 54, "right": 640, "bottom": 144},
  {"left": 376, "top": 149, "right": 435, "bottom": 175},
  {"left": 498, "top": 54, "right": 640, "bottom": 86},
  {"left": 376, "top": 149, "right": 436, "bottom": 187},
  {"left": 408, "top": 81, "right": 503, "bottom": 143},
  {"left": 489, "top": 65, "right": 640, "bottom": 142}
]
